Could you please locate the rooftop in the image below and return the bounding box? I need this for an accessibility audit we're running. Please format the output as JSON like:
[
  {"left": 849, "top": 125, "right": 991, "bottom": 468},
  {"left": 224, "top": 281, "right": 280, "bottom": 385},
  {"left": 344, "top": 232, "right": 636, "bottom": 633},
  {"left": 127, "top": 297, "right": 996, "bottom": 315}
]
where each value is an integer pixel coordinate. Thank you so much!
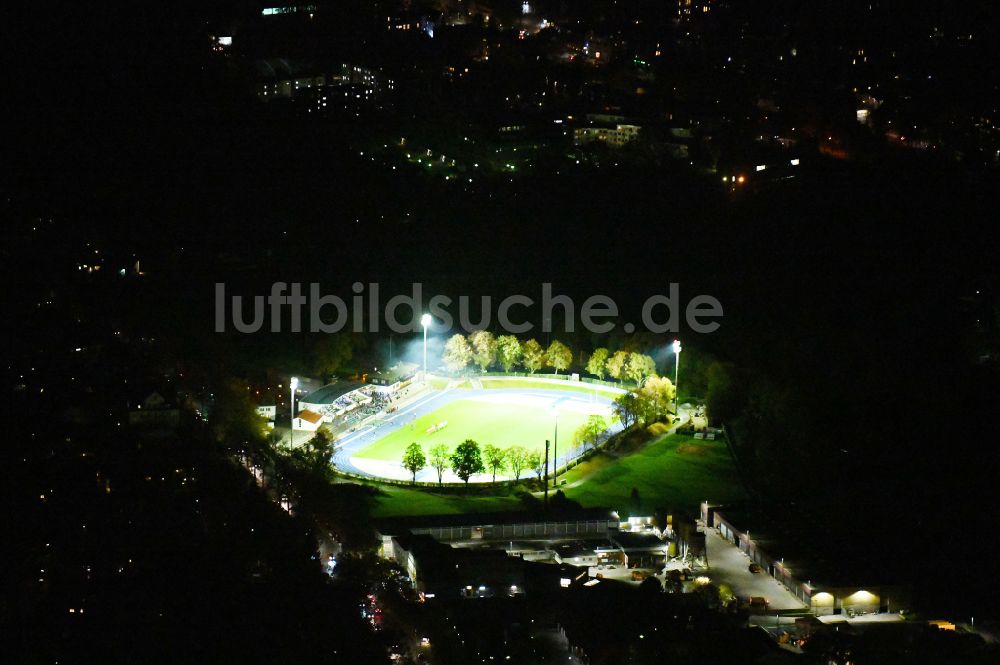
[
  {"left": 300, "top": 380, "right": 364, "bottom": 405},
  {"left": 298, "top": 409, "right": 322, "bottom": 424},
  {"left": 610, "top": 531, "right": 665, "bottom": 550},
  {"left": 375, "top": 507, "right": 619, "bottom": 536},
  {"left": 369, "top": 362, "right": 419, "bottom": 385}
]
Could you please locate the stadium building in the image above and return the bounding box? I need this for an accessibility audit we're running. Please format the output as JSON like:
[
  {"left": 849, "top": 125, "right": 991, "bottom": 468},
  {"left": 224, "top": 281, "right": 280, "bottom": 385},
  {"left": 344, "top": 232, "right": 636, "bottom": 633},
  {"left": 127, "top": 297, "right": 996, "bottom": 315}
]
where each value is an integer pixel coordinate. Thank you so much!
[
  {"left": 367, "top": 362, "right": 419, "bottom": 395},
  {"left": 298, "top": 380, "right": 372, "bottom": 423}
]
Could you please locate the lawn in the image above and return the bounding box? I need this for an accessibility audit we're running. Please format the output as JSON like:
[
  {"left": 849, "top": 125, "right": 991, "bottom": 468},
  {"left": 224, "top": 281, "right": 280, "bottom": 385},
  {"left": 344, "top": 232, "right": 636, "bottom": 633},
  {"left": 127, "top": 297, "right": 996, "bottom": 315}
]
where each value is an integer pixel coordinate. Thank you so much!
[
  {"left": 368, "top": 431, "right": 746, "bottom": 518},
  {"left": 480, "top": 378, "right": 623, "bottom": 397},
  {"left": 560, "top": 433, "right": 748, "bottom": 517},
  {"left": 355, "top": 395, "right": 612, "bottom": 461},
  {"left": 370, "top": 485, "right": 525, "bottom": 518},
  {"left": 427, "top": 376, "right": 453, "bottom": 390}
]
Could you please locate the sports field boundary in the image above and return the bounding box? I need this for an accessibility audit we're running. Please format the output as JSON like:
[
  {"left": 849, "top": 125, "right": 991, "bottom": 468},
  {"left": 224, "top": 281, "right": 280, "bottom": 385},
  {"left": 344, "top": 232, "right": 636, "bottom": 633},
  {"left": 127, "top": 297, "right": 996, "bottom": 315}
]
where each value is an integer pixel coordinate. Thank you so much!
[
  {"left": 335, "top": 416, "right": 629, "bottom": 489},
  {"left": 332, "top": 376, "right": 627, "bottom": 484},
  {"left": 479, "top": 375, "right": 628, "bottom": 396}
]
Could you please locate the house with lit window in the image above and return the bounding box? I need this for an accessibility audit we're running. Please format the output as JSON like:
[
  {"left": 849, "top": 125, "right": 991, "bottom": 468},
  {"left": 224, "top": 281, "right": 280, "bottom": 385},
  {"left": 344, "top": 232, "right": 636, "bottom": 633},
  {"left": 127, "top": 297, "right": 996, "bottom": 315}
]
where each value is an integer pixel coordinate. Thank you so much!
[
  {"left": 574, "top": 123, "right": 641, "bottom": 148},
  {"left": 128, "top": 391, "right": 180, "bottom": 433}
]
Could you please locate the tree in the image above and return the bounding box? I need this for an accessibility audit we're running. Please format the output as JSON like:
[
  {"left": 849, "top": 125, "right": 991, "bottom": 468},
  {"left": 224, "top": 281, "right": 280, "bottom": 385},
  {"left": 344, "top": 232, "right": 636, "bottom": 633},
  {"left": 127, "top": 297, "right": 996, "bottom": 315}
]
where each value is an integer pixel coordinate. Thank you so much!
[
  {"left": 209, "top": 378, "right": 270, "bottom": 453},
  {"left": 606, "top": 350, "right": 629, "bottom": 382},
  {"left": 717, "top": 583, "right": 736, "bottom": 607},
  {"left": 573, "top": 414, "right": 608, "bottom": 451},
  {"left": 528, "top": 450, "right": 544, "bottom": 482},
  {"left": 521, "top": 338, "right": 545, "bottom": 374},
  {"left": 495, "top": 335, "right": 522, "bottom": 372},
  {"left": 506, "top": 445, "right": 529, "bottom": 480},
  {"left": 613, "top": 392, "right": 641, "bottom": 428},
  {"left": 429, "top": 443, "right": 450, "bottom": 486},
  {"left": 311, "top": 334, "right": 353, "bottom": 378},
  {"left": 624, "top": 352, "right": 657, "bottom": 387},
  {"left": 401, "top": 442, "right": 426, "bottom": 484},
  {"left": 289, "top": 427, "right": 336, "bottom": 481},
  {"left": 482, "top": 444, "right": 507, "bottom": 483},
  {"left": 442, "top": 333, "right": 473, "bottom": 373},
  {"left": 468, "top": 330, "right": 497, "bottom": 373},
  {"left": 550, "top": 489, "right": 582, "bottom": 513},
  {"left": 545, "top": 340, "right": 573, "bottom": 374},
  {"left": 665, "top": 569, "right": 683, "bottom": 594},
  {"left": 450, "top": 439, "right": 485, "bottom": 487},
  {"left": 637, "top": 375, "right": 676, "bottom": 421},
  {"left": 705, "top": 361, "right": 747, "bottom": 425},
  {"left": 639, "top": 576, "right": 663, "bottom": 596},
  {"left": 586, "top": 347, "right": 609, "bottom": 380}
]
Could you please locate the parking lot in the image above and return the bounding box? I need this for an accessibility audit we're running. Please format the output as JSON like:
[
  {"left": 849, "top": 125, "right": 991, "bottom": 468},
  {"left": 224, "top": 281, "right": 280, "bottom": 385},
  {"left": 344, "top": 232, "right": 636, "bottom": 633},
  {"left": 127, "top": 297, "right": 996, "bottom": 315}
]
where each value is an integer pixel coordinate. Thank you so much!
[{"left": 701, "top": 527, "right": 807, "bottom": 611}]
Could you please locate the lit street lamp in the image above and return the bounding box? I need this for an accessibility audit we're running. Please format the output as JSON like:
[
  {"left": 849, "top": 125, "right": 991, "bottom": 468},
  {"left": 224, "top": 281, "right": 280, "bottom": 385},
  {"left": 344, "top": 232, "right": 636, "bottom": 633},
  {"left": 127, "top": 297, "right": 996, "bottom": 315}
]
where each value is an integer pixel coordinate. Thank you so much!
[
  {"left": 672, "top": 340, "right": 682, "bottom": 416},
  {"left": 420, "top": 313, "right": 432, "bottom": 382},
  {"left": 290, "top": 376, "right": 299, "bottom": 448}
]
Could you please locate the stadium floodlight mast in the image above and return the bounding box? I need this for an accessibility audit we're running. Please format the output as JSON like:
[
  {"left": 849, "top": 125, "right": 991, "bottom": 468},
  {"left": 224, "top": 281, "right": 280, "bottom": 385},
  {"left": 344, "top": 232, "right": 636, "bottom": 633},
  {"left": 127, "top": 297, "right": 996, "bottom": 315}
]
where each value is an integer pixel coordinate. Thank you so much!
[
  {"left": 672, "top": 340, "right": 682, "bottom": 416},
  {"left": 551, "top": 408, "right": 560, "bottom": 489},
  {"left": 290, "top": 376, "right": 299, "bottom": 448},
  {"left": 420, "top": 313, "right": 432, "bottom": 382}
]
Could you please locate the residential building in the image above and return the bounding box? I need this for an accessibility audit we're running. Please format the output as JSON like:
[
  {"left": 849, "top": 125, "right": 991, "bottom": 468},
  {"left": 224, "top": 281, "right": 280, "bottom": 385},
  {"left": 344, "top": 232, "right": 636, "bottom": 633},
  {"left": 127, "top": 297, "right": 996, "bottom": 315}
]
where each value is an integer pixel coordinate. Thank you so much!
[{"left": 574, "top": 123, "right": 641, "bottom": 147}]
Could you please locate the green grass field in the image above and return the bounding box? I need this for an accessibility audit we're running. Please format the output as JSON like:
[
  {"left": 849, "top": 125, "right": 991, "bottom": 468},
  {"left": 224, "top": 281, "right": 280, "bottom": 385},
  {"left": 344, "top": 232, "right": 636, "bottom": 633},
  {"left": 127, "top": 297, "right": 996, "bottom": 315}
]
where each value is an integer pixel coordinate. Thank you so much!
[
  {"left": 370, "top": 485, "right": 524, "bottom": 518},
  {"left": 480, "top": 378, "right": 624, "bottom": 397},
  {"left": 561, "top": 433, "right": 748, "bottom": 516},
  {"left": 368, "top": 430, "right": 747, "bottom": 518},
  {"left": 355, "top": 395, "right": 612, "bottom": 461}
]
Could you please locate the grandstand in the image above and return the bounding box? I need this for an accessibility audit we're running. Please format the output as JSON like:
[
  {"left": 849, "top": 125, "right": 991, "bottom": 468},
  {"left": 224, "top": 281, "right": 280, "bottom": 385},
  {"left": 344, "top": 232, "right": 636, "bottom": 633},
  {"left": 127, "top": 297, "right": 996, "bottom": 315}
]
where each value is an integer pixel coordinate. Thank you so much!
[
  {"left": 368, "top": 362, "right": 419, "bottom": 395},
  {"left": 299, "top": 380, "right": 368, "bottom": 422},
  {"left": 298, "top": 378, "right": 400, "bottom": 431}
]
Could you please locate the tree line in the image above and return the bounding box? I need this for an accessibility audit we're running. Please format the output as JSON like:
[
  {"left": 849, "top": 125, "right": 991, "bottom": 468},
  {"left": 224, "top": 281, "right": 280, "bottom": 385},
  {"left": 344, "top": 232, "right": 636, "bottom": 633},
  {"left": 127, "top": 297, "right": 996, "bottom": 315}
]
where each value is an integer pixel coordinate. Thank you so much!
[
  {"left": 441, "top": 331, "right": 660, "bottom": 386},
  {"left": 612, "top": 375, "right": 678, "bottom": 427},
  {"left": 210, "top": 379, "right": 376, "bottom": 546},
  {"left": 400, "top": 413, "right": 611, "bottom": 487},
  {"left": 401, "top": 439, "right": 542, "bottom": 486}
]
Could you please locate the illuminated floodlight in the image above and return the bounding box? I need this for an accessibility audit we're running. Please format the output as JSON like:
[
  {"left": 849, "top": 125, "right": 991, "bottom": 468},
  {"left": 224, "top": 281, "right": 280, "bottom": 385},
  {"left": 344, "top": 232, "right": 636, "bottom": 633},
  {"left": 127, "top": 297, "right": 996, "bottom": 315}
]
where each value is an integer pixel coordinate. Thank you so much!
[
  {"left": 672, "top": 341, "right": 681, "bottom": 414},
  {"left": 421, "top": 315, "right": 431, "bottom": 381}
]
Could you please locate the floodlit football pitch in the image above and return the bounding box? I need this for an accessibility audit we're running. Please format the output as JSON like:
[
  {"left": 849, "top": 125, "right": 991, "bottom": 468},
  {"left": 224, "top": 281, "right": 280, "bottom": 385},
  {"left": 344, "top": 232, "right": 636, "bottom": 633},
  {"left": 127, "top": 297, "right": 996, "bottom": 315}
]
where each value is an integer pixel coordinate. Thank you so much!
[{"left": 353, "top": 389, "right": 614, "bottom": 464}]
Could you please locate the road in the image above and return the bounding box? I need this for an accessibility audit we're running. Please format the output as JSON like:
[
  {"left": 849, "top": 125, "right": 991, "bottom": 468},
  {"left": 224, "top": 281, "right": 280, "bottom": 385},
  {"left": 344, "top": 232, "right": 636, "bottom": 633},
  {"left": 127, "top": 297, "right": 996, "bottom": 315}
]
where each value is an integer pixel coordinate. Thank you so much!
[{"left": 702, "top": 527, "right": 807, "bottom": 611}]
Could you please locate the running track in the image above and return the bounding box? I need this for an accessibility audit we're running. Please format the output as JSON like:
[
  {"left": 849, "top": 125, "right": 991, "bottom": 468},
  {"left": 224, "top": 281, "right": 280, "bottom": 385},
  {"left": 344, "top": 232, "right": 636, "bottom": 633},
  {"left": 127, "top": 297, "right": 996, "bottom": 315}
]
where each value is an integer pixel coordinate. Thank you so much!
[{"left": 331, "top": 387, "right": 622, "bottom": 481}]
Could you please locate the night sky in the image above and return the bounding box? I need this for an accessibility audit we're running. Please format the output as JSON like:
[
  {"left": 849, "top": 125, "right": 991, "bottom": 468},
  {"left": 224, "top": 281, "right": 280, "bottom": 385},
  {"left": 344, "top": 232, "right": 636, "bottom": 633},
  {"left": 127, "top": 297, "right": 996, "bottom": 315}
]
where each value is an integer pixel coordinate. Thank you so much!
[{"left": 5, "top": 2, "right": 1000, "bottom": 664}]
